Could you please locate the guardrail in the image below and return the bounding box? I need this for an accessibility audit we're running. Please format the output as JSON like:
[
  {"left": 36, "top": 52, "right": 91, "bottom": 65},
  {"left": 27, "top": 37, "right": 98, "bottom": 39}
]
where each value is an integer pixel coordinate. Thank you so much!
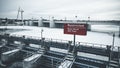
[{"left": 0, "top": 33, "right": 119, "bottom": 51}]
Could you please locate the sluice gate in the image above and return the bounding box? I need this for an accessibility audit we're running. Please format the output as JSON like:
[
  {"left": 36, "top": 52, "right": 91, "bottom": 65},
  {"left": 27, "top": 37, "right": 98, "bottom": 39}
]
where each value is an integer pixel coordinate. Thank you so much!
[{"left": 0, "top": 33, "right": 120, "bottom": 68}]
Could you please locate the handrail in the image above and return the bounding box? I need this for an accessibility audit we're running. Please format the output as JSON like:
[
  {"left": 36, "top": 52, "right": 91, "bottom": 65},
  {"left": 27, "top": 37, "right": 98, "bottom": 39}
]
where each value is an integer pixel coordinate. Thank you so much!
[{"left": 1, "top": 34, "right": 119, "bottom": 51}]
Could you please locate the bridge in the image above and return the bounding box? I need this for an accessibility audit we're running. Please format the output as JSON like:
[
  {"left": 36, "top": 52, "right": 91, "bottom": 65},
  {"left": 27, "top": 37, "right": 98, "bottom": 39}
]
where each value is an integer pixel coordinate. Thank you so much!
[
  {"left": 0, "top": 18, "right": 120, "bottom": 29},
  {"left": 1, "top": 18, "right": 120, "bottom": 37},
  {"left": 0, "top": 33, "right": 120, "bottom": 68}
]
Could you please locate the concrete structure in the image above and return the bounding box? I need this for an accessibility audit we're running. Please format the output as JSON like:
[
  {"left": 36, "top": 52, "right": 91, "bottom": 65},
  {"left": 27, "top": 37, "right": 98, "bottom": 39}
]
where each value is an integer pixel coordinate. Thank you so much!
[
  {"left": 24, "top": 21, "right": 29, "bottom": 26},
  {"left": 1, "top": 18, "right": 120, "bottom": 26},
  {"left": 29, "top": 20, "right": 33, "bottom": 26},
  {"left": 38, "top": 17, "right": 43, "bottom": 27},
  {"left": 49, "top": 17, "right": 55, "bottom": 28},
  {"left": 1, "top": 49, "right": 20, "bottom": 63},
  {"left": 23, "top": 54, "right": 42, "bottom": 68},
  {"left": 0, "top": 33, "right": 120, "bottom": 68},
  {"left": 0, "top": 18, "right": 120, "bottom": 36}
]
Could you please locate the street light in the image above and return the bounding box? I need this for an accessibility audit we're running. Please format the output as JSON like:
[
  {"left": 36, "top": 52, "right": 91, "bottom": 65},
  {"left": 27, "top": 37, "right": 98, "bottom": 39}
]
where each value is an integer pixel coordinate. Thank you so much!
[
  {"left": 88, "top": 16, "right": 90, "bottom": 22},
  {"left": 112, "top": 33, "right": 115, "bottom": 49},
  {"left": 119, "top": 25, "right": 120, "bottom": 37},
  {"left": 108, "top": 33, "right": 115, "bottom": 67},
  {"left": 41, "top": 29, "right": 44, "bottom": 38},
  {"left": 75, "top": 16, "right": 77, "bottom": 23}
]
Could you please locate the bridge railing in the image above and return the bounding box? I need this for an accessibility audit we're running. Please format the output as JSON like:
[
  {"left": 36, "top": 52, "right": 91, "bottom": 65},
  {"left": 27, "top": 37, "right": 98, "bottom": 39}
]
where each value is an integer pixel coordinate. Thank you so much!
[
  {"left": 45, "top": 38, "right": 69, "bottom": 44},
  {"left": 44, "top": 37, "right": 119, "bottom": 51},
  {"left": 77, "top": 42, "right": 107, "bottom": 48},
  {"left": 10, "top": 34, "right": 42, "bottom": 40}
]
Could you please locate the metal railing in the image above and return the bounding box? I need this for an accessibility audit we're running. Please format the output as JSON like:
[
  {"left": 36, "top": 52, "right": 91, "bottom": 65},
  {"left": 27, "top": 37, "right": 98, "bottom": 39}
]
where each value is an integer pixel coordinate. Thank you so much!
[{"left": 1, "top": 34, "right": 119, "bottom": 51}]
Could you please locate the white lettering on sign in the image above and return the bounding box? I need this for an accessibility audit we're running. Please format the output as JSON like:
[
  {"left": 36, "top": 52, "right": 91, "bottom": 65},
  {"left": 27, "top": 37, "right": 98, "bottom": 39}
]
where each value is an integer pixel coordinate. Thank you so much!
[
  {"left": 64, "top": 24, "right": 87, "bottom": 35},
  {"left": 67, "top": 28, "right": 79, "bottom": 33},
  {"left": 67, "top": 24, "right": 85, "bottom": 28}
]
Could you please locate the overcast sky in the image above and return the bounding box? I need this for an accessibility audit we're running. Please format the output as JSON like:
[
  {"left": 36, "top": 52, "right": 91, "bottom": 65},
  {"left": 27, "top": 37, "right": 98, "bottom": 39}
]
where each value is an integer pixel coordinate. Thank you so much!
[{"left": 0, "top": 0, "right": 120, "bottom": 20}]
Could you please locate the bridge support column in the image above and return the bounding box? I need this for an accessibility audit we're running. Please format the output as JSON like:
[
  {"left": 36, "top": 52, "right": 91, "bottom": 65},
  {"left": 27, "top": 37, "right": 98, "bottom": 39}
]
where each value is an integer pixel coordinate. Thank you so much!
[
  {"left": 50, "top": 17, "right": 55, "bottom": 28},
  {"left": 87, "top": 24, "right": 91, "bottom": 31},
  {"left": 38, "top": 17, "right": 43, "bottom": 27},
  {"left": 29, "top": 20, "right": 33, "bottom": 26},
  {"left": 24, "top": 21, "right": 29, "bottom": 26}
]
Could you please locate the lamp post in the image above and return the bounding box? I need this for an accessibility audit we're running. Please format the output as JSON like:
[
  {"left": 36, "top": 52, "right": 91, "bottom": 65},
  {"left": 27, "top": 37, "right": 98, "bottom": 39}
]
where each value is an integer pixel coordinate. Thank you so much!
[
  {"left": 75, "top": 16, "right": 77, "bottom": 23},
  {"left": 112, "top": 33, "right": 115, "bottom": 49},
  {"left": 119, "top": 25, "right": 120, "bottom": 37},
  {"left": 88, "top": 16, "right": 90, "bottom": 22},
  {"left": 41, "top": 29, "right": 44, "bottom": 38},
  {"left": 108, "top": 33, "right": 115, "bottom": 68}
]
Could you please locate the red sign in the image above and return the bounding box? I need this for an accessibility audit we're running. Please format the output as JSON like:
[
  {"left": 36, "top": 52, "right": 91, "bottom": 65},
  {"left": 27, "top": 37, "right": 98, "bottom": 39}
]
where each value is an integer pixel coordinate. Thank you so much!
[{"left": 64, "top": 24, "right": 87, "bottom": 35}]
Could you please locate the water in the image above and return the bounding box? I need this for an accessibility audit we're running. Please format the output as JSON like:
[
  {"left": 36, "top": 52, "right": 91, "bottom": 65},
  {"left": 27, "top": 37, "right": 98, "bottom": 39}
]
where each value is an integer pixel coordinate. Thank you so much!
[{"left": 0, "top": 26, "right": 120, "bottom": 46}]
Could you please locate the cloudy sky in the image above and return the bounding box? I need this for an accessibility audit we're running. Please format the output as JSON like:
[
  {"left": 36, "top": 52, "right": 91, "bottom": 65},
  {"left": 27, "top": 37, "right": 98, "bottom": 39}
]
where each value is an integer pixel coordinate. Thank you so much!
[{"left": 0, "top": 0, "right": 120, "bottom": 20}]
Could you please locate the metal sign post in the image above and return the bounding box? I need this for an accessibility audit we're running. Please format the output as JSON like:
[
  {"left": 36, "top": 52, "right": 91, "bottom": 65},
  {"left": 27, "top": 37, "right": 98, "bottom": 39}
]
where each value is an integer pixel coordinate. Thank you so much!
[
  {"left": 64, "top": 24, "right": 87, "bottom": 55},
  {"left": 73, "top": 34, "right": 76, "bottom": 53}
]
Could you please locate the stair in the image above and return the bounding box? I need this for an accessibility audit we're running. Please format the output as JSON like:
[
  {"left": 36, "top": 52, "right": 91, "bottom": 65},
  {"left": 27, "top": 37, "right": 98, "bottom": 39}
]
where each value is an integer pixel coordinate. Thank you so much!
[{"left": 109, "top": 60, "right": 119, "bottom": 68}]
